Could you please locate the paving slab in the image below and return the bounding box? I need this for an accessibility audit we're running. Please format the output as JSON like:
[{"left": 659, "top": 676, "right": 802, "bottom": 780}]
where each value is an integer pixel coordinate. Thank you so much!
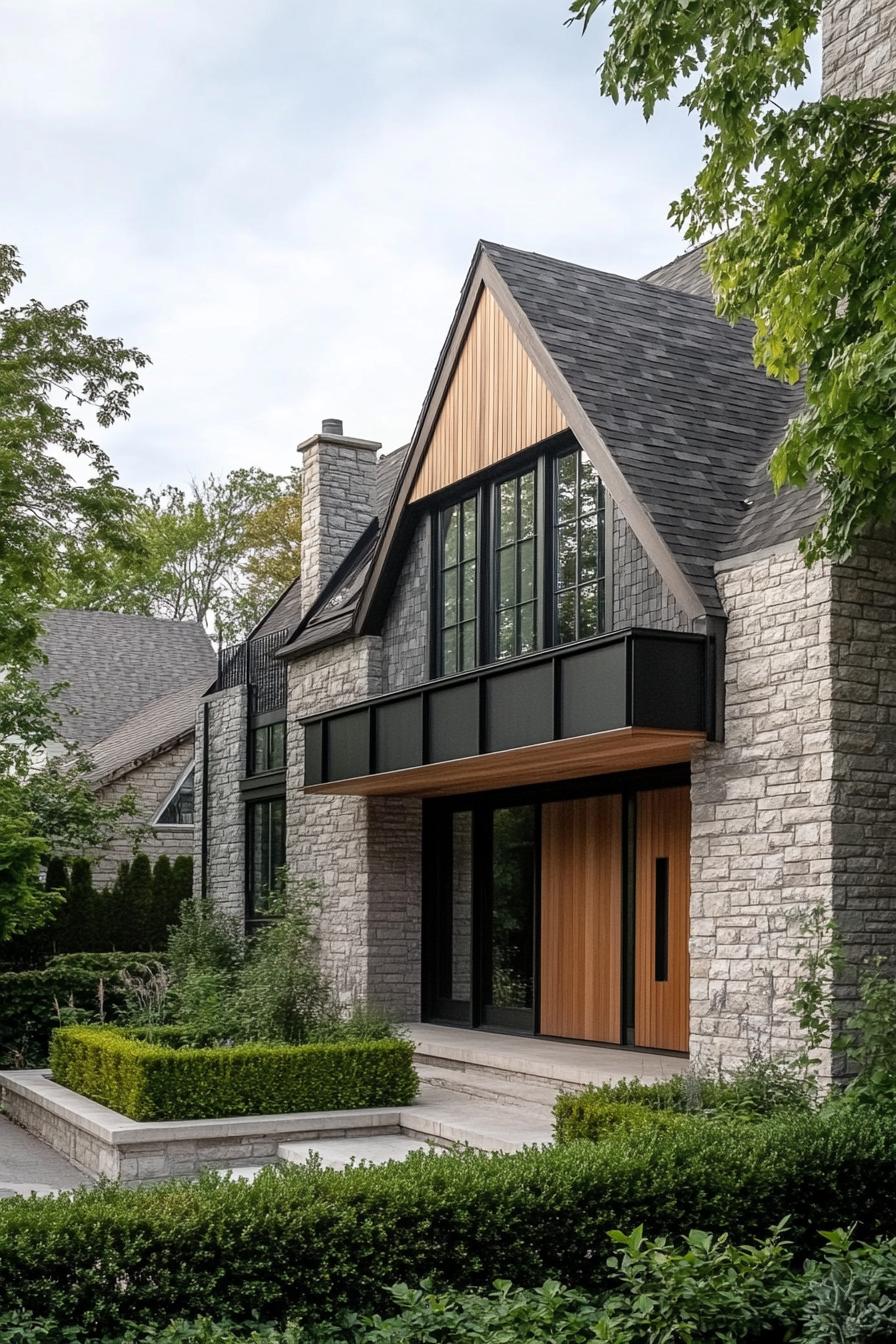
[{"left": 0, "top": 1113, "right": 91, "bottom": 1197}]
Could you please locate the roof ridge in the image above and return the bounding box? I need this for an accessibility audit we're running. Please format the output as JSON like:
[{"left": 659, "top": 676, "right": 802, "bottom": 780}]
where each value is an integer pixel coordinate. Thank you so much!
[{"left": 479, "top": 239, "right": 717, "bottom": 308}]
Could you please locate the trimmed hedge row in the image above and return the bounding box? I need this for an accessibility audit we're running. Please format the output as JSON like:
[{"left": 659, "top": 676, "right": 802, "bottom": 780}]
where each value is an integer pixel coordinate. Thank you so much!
[
  {"left": 0, "top": 954, "right": 158, "bottom": 1068},
  {"left": 49, "top": 1026, "right": 419, "bottom": 1120},
  {"left": 1, "top": 1106, "right": 895, "bottom": 1333}
]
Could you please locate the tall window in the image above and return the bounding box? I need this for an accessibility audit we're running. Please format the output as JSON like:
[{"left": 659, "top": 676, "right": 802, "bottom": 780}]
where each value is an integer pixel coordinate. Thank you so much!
[
  {"left": 554, "top": 448, "right": 606, "bottom": 644},
  {"left": 438, "top": 495, "right": 477, "bottom": 675},
  {"left": 494, "top": 468, "right": 538, "bottom": 659},
  {"left": 250, "top": 720, "right": 285, "bottom": 774},
  {"left": 246, "top": 797, "right": 286, "bottom": 920}
]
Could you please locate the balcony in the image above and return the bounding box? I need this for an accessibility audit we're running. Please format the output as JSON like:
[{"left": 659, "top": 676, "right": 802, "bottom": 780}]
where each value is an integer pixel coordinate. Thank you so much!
[
  {"left": 216, "top": 627, "right": 289, "bottom": 715},
  {"left": 301, "top": 627, "right": 713, "bottom": 798}
]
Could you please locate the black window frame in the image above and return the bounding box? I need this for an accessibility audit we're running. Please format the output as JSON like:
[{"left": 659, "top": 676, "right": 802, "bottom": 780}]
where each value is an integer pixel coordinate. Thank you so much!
[
  {"left": 436, "top": 492, "right": 479, "bottom": 677},
  {"left": 492, "top": 464, "right": 539, "bottom": 662},
  {"left": 245, "top": 794, "right": 286, "bottom": 925},
  {"left": 427, "top": 434, "right": 613, "bottom": 676},
  {"left": 248, "top": 718, "right": 287, "bottom": 776},
  {"left": 552, "top": 445, "right": 608, "bottom": 646}
]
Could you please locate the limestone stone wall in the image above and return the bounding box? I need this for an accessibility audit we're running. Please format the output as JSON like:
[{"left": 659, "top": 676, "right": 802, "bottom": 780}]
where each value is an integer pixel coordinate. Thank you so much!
[
  {"left": 829, "top": 532, "right": 896, "bottom": 1026},
  {"left": 300, "top": 431, "right": 378, "bottom": 615},
  {"left": 194, "top": 684, "right": 247, "bottom": 920},
  {"left": 823, "top": 0, "right": 896, "bottom": 98},
  {"left": 286, "top": 638, "right": 422, "bottom": 1016},
  {"left": 689, "top": 544, "right": 836, "bottom": 1069},
  {"left": 92, "top": 737, "right": 196, "bottom": 887}
]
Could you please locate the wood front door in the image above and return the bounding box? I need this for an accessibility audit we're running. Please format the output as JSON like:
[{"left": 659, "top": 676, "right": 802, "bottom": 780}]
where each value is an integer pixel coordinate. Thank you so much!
[
  {"left": 634, "top": 786, "right": 690, "bottom": 1052},
  {"left": 540, "top": 794, "right": 622, "bottom": 1043}
]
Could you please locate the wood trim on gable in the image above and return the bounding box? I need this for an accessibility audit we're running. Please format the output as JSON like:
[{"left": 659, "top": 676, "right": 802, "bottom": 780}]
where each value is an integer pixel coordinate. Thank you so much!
[{"left": 409, "top": 287, "right": 566, "bottom": 502}]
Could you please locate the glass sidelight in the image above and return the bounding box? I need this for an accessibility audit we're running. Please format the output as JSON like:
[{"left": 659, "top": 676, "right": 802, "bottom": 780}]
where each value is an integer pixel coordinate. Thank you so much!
[
  {"left": 483, "top": 805, "right": 536, "bottom": 1028},
  {"left": 424, "top": 801, "right": 536, "bottom": 1032}
]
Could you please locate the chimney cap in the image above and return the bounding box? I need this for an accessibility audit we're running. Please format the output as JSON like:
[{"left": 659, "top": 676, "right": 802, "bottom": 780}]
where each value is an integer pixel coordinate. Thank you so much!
[{"left": 321, "top": 417, "right": 343, "bottom": 436}]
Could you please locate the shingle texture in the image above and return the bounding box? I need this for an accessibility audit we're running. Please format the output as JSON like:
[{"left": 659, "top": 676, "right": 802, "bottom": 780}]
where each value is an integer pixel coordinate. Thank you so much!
[
  {"left": 483, "top": 241, "right": 806, "bottom": 612},
  {"left": 642, "top": 242, "right": 715, "bottom": 299},
  {"left": 33, "top": 610, "right": 216, "bottom": 748},
  {"left": 86, "top": 677, "right": 210, "bottom": 784}
]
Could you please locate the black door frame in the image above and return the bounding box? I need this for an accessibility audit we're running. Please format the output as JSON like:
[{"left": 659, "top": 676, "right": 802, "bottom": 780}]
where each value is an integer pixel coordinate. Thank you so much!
[{"left": 421, "top": 761, "right": 690, "bottom": 1043}]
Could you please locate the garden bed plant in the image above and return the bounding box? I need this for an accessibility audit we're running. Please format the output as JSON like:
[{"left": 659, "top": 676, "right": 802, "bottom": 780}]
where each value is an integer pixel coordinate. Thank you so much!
[{"left": 43, "top": 877, "right": 417, "bottom": 1120}]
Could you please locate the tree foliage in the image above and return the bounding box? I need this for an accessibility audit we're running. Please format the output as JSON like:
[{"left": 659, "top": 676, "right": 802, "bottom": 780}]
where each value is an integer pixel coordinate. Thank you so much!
[
  {"left": 0, "top": 244, "right": 148, "bottom": 938},
  {"left": 57, "top": 466, "right": 302, "bottom": 643},
  {"left": 568, "top": 0, "right": 896, "bottom": 561}
]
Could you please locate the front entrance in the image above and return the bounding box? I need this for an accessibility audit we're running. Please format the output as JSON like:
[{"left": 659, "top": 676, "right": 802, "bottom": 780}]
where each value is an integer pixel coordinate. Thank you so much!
[{"left": 422, "top": 772, "right": 690, "bottom": 1051}]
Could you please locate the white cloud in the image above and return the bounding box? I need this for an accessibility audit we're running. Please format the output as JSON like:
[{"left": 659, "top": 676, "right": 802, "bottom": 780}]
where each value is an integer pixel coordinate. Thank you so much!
[{"left": 3, "top": 0, "right": 714, "bottom": 493}]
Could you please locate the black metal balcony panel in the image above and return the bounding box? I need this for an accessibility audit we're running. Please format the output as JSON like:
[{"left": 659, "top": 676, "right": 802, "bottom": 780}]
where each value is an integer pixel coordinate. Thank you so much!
[
  {"left": 302, "top": 628, "right": 711, "bottom": 792},
  {"left": 216, "top": 628, "right": 289, "bottom": 715}
]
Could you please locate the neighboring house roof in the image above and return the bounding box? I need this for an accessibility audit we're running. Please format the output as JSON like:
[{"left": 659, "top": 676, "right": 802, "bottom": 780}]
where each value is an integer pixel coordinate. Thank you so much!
[
  {"left": 251, "top": 576, "right": 304, "bottom": 642},
  {"left": 642, "top": 241, "right": 715, "bottom": 299},
  {"left": 86, "top": 676, "right": 209, "bottom": 786},
  {"left": 33, "top": 610, "right": 217, "bottom": 748}
]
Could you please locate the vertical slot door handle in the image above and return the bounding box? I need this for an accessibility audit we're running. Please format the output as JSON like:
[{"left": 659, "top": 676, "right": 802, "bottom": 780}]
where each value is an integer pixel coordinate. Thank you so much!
[{"left": 654, "top": 857, "right": 669, "bottom": 982}]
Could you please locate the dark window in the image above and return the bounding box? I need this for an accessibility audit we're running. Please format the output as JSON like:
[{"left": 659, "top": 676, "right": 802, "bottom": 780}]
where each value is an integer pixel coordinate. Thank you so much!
[
  {"left": 494, "top": 468, "right": 538, "bottom": 659},
  {"left": 250, "top": 720, "right": 286, "bottom": 774},
  {"left": 155, "top": 767, "right": 194, "bottom": 826},
  {"left": 554, "top": 448, "right": 606, "bottom": 644},
  {"left": 246, "top": 796, "right": 286, "bottom": 919},
  {"left": 438, "top": 495, "right": 478, "bottom": 675}
]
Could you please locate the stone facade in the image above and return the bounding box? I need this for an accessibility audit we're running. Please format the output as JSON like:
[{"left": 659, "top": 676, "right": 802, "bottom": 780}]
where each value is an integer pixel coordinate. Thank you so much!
[
  {"left": 300, "top": 426, "right": 379, "bottom": 615},
  {"left": 830, "top": 532, "right": 896, "bottom": 1025},
  {"left": 92, "top": 737, "right": 196, "bottom": 886},
  {"left": 690, "top": 533, "right": 896, "bottom": 1073},
  {"left": 689, "top": 544, "right": 835, "bottom": 1069},
  {"left": 286, "top": 639, "right": 422, "bottom": 1017},
  {"left": 194, "top": 684, "right": 247, "bottom": 919},
  {"left": 823, "top": 0, "right": 896, "bottom": 98}
]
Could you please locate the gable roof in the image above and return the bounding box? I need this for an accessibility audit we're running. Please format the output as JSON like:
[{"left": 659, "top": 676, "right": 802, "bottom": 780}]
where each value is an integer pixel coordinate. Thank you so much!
[
  {"left": 33, "top": 610, "right": 217, "bottom": 748},
  {"left": 481, "top": 241, "right": 804, "bottom": 615},
  {"left": 86, "top": 676, "right": 208, "bottom": 786}
]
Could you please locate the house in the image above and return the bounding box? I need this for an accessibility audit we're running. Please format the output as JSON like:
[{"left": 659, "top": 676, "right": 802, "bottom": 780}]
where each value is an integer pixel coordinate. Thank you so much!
[
  {"left": 194, "top": 3, "right": 896, "bottom": 1074},
  {"left": 32, "top": 610, "right": 217, "bottom": 884}
]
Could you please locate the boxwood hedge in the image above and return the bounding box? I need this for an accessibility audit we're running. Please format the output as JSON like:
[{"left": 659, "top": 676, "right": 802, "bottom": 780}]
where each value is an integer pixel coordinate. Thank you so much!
[
  {"left": 0, "top": 1106, "right": 894, "bottom": 1333},
  {"left": 49, "top": 1025, "right": 418, "bottom": 1120}
]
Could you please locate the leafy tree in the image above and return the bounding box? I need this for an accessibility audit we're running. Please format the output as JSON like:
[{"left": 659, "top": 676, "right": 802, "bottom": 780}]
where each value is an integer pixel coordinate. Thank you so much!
[
  {"left": 57, "top": 466, "right": 303, "bottom": 643},
  {"left": 0, "top": 244, "right": 148, "bottom": 940},
  {"left": 568, "top": 0, "right": 896, "bottom": 560},
  {"left": 150, "top": 854, "right": 182, "bottom": 949}
]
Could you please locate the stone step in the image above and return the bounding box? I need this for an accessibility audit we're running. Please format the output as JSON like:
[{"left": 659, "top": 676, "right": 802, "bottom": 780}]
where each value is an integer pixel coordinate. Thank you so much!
[
  {"left": 403, "top": 1086, "right": 554, "bottom": 1154},
  {"left": 278, "top": 1134, "right": 436, "bottom": 1170},
  {"left": 416, "top": 1062, "right": 560, "bottom": 1112}
]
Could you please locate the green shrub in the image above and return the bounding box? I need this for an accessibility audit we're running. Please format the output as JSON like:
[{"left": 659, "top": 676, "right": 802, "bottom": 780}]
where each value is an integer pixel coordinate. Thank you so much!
[
  {"left": 235, "top": 879, "right": 334, "bottom": 1045},
  {"left": 801, "top": 1229, "right": 896, "bottom": 1343},
  {"left": 151, "top": 856, "right": 182, "bottom": 949},
  {"left": 0, "top": 954, "right": 157, "bottom": 1067},
  {"left": 49, "top": 1025, "right": 418, "bottom": 1120},
  {"left": 0, "top": 1106, "right": 894, "bottom": 1333},
  {"left": 554, "top": 1096, "right": 688, "bottom": 1143}
]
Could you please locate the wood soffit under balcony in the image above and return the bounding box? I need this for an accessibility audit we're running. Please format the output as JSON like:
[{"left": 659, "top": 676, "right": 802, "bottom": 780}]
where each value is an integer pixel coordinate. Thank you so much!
[{"left": 303, "top": 726, "right": 704, "bottom": 798}]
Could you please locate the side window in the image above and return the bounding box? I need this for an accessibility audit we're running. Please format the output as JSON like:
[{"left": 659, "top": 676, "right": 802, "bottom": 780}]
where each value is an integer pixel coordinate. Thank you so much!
[
  {"left": 494, "top": 468, "right": 538, "bottom": 659},
  {"left": 554, "top": 448, "right": 606, "bottom": 644},
  {"left": 246, "top": 796, "right": 286, "bottom": 921},
  {"left": 249, "top": 721, "right": 286, "bottom": 774},
  {"left": 155, "top": 766, "right": 195, "bottom": 826},
  {"left": 438, "top": 495, "right": 477, "bottom": 675}
]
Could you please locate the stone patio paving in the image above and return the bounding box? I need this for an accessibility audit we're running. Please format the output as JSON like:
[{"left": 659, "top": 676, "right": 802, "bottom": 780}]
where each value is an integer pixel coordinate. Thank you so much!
[{"left": 0, "top": 1113, "right": 91, "bottom": 1197}]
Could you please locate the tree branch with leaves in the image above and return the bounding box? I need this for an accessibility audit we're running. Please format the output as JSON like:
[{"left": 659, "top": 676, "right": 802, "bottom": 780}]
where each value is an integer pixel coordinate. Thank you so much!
[{"left": 568, "top": 0, "right": 896, "bottom": 560}]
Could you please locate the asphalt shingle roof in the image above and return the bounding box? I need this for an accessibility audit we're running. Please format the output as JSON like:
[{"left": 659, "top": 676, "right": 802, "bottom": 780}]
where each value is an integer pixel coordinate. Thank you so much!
[
  {"left": 483, "top": 241, "right": 806, "bottom": 612},
  {"left": 33, "top": 610, "right": 217, "bottom": 748},
  {"left": 86, "top": 677, "right": 209, "bottom": 784},
  {"left": 642, "top": 241, "right": 715, "bottom": 300}
]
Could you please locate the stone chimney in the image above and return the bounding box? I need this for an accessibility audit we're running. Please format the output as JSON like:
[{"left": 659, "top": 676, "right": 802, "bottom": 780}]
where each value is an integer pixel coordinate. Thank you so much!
[
  {"left": 298, "top": 419, "right": 380, "bottom": 614},
  {"left": 823, "top": 0, "right": 896, "bottom": 97}
]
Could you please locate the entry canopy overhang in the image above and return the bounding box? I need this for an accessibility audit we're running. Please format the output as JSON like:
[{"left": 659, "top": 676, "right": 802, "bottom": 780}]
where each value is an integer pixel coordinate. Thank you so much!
[{"left": 301, "top": 628, "right": 713, "bottom": 799}]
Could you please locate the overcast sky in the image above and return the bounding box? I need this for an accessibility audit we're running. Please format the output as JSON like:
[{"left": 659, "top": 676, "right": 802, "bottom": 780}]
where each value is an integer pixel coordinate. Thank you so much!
[{"left": 4, "top": 2, "right": 818, "bottom": 494}]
